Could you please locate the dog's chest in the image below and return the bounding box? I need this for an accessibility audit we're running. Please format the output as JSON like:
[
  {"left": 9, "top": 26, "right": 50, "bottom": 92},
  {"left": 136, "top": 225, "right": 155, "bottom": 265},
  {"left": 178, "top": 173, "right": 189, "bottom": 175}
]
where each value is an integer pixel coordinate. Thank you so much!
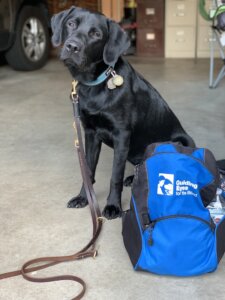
[
  {"left": 80, "top": 108, "right": 114, "bottom": 144},
  {"left": 81, "top": 110, "right": 111, "bottom": 128},
  {"left": 78, "top": 87, "right": 126, "bottom": 145}
]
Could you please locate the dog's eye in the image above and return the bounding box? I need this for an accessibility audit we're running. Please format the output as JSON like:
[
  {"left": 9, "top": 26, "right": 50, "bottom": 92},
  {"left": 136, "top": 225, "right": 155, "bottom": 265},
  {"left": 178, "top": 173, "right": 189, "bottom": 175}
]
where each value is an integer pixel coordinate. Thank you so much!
[
  {"left": 94, "top": 31, "right": 101, "bottom": 37},
  {"left": 89, "top": 30, "right": 101, "bottom": 38},
  {"left": 67, "top": 21, "right": 77, "bottom": 29}
]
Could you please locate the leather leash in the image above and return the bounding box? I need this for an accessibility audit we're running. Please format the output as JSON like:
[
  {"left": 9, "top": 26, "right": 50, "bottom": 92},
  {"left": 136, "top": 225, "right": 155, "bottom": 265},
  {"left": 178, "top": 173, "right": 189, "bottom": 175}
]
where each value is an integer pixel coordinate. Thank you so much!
[{"left": 0, "top": 80, "right": 103, "bottom": 300}]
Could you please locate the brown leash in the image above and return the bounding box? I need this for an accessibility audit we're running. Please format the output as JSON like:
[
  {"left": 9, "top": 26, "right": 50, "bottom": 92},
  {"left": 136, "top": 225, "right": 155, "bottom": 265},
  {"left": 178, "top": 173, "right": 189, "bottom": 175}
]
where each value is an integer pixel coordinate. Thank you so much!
[{"left": 0, "top": 80, "right": 103, "bottom": 300}]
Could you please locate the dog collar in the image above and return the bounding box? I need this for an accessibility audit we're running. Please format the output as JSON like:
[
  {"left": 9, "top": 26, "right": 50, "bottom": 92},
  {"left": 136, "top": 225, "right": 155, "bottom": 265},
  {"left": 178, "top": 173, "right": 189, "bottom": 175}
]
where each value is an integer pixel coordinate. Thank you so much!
[{"left": 82, "top": 66, "right": 114, "bottom": 86}]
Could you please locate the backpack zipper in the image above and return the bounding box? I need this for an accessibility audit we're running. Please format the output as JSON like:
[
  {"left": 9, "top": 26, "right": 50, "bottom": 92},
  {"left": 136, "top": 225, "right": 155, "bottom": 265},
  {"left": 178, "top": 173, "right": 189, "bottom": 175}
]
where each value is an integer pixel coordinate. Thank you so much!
[{"left": 148, "top": 214, "right": 215, "bottom": 246}]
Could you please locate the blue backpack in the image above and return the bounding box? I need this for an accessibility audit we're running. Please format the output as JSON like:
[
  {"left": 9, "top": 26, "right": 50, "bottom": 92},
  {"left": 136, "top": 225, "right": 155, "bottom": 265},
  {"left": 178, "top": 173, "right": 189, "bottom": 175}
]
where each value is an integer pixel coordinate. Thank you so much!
[{"left": 122, "top": 142, "right": 225, "bottom": 276}]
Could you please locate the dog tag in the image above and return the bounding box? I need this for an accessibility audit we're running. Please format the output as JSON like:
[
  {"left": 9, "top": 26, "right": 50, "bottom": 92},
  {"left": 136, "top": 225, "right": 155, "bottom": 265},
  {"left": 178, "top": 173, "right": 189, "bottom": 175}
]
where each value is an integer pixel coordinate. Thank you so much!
[
  {"left": 112, "top": 74, "right": 124, "bottom": 87},
  {"left": 107, "top": 78, "right": 116, "bottom": 90}
]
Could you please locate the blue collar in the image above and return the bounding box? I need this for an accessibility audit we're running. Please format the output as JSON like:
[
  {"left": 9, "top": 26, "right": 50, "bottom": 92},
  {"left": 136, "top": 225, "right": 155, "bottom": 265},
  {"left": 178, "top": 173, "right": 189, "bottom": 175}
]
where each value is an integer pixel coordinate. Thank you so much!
[{"left": 82, "top": 66, "right": 114, "bottom": 86}]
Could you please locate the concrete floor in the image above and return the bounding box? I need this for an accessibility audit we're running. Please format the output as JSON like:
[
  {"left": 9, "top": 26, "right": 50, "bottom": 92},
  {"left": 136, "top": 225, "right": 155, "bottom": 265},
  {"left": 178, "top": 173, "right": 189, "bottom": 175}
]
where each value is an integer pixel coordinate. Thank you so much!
[{"left": 0, "top": 57, "right": 225, "bottom": 300}]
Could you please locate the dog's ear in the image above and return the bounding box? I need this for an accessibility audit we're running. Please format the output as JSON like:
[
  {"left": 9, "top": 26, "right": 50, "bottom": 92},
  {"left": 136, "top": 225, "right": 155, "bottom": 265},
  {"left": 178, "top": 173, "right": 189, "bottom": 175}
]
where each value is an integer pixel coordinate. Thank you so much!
[
  {"left": 103, "top": 20, "right": 130, "bottom": 66},
  {"left": 51, "top": 6, "right": 76, "bottom": 47}
]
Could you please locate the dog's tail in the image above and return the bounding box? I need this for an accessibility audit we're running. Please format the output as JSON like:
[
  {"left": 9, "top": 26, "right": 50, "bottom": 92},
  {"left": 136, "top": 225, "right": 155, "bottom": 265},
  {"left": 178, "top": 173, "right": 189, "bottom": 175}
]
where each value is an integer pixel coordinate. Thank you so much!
[{"left": 171, "top": 132, "right": 196, "bottom": 148}]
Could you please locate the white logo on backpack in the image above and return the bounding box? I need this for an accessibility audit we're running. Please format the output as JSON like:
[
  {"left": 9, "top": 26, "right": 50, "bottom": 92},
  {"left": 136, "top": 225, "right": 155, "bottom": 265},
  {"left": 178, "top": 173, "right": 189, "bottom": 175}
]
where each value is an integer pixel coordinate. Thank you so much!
[
  {"left": 157, "top": 173, "right": 198, "bottom": 197},
  {"left": 157, "top": 173, "right": 174, "bottom": 196}
]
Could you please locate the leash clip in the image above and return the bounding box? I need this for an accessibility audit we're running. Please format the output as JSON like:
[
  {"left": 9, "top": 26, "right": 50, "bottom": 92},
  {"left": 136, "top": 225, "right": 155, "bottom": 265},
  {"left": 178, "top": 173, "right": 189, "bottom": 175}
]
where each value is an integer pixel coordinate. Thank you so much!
[{"left": 71, "top": 80, "right": 78, "bottom": 101}]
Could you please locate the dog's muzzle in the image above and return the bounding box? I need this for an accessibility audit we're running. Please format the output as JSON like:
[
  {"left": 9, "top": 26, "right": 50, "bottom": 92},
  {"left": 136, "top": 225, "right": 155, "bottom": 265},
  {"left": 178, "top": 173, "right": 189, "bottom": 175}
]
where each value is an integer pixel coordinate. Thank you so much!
[{"left": 65, "top": 40, "right": 82, "bottom": 54}]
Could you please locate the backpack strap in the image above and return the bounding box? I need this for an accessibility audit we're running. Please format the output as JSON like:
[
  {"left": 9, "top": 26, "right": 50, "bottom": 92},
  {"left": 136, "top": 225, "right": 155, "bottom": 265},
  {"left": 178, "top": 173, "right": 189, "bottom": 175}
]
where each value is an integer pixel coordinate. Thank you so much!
[{"left": 132, "top": 162, "right": 150, "bottom": 229}]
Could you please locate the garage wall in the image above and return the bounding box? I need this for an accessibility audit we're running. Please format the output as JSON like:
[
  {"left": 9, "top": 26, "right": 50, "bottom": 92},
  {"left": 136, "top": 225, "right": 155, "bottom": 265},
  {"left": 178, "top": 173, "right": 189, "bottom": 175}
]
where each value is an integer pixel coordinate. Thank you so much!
[
  {"left": 165, "top": 0, "right": 220, "bottom": 58},
  {"left": 101, "top": 0, "right": 124, "bottom": 22}
]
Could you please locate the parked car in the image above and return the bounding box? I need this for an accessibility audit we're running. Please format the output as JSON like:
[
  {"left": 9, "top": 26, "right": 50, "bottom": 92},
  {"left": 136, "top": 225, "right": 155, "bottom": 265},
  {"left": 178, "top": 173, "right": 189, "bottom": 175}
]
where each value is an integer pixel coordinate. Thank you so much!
[{"left": 0, "top": 0, "right": 50, "bottom": 71}]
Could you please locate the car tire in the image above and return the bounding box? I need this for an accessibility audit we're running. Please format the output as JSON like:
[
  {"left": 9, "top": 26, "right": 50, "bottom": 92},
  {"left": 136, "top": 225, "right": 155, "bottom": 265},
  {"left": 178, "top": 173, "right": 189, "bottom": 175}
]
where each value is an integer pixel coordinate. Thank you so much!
[{"left": 5, "top": 5, "right": 50, "bottom": 71}]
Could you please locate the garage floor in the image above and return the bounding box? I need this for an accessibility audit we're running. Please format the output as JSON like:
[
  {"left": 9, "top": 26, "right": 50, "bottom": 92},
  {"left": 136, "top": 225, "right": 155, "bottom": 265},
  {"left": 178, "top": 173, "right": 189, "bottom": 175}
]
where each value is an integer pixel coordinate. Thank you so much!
[{"left": 0, "top": 57, "right": 225, "bottom": 300}]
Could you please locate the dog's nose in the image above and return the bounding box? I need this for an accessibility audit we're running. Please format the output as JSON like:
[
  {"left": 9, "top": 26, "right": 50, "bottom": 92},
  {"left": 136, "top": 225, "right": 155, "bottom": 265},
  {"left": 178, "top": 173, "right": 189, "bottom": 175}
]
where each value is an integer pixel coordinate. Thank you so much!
[{"left": 66, "top": 42, "right": 80, "bottom": 53}]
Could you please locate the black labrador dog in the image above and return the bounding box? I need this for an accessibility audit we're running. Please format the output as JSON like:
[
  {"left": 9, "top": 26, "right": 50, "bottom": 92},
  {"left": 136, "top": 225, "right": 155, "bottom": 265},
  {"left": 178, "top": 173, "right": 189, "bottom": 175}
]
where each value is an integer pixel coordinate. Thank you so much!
[{"left": 51, "top": 6, "right": 195, "bottom": 219}]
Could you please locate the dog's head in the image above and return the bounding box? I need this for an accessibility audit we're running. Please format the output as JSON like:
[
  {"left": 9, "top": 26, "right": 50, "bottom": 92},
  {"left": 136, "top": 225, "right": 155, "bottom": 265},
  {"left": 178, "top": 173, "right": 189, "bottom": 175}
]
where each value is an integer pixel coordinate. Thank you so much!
[{"left": 51, "top": 6, "right": 130, "bottom": 71}]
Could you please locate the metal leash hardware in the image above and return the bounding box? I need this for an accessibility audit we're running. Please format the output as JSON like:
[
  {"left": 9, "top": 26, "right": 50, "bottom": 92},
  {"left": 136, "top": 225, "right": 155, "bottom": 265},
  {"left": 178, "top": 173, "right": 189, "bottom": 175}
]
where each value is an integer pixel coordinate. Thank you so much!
[
  {"left": 71, "top": 80, "right": 79, "bottom": 148},
  {"left": 0, "top": 80, "right": 104, "bottom": 300}
]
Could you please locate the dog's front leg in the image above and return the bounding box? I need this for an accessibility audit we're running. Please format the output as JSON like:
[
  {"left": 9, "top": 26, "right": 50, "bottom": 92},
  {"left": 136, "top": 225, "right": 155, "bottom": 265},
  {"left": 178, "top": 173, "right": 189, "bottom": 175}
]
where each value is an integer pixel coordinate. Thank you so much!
[
  {"left": 102, "top": 130, "right": 130, "bottom": 219},
  {"left": 67, "top": 128, "right": 102, "bottom": 208}
]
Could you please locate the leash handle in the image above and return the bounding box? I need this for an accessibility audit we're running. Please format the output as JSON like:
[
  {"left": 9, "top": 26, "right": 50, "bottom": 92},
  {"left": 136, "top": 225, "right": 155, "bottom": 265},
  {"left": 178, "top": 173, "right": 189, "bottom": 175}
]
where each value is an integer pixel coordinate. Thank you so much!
[{"left": 0, "top": 80, "right": 103, "bottom": 300}]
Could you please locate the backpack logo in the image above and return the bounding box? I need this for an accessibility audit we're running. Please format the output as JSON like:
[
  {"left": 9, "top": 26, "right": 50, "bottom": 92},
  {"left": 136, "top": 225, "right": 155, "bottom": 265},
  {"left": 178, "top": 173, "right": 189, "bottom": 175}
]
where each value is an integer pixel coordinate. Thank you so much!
[{"left": 157, "top": 173, "right": 174, "bottom": 196}]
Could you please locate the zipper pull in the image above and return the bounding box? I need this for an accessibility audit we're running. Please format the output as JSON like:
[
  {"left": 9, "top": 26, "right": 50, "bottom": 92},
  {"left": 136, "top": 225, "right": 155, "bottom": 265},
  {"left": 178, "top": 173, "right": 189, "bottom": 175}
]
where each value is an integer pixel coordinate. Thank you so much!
[{"left": 148, "top": 222, "right": 155, "bottom": 246}]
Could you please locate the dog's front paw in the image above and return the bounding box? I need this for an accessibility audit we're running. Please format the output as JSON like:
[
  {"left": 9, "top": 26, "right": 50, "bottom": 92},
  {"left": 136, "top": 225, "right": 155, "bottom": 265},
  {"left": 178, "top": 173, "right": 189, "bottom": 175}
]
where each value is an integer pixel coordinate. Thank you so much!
[
  {"left": 102, "top": 205, "right": 122, "bottom": 220},
  {"left": 67, "top": 195, "right": 88, "bottom": 208}
]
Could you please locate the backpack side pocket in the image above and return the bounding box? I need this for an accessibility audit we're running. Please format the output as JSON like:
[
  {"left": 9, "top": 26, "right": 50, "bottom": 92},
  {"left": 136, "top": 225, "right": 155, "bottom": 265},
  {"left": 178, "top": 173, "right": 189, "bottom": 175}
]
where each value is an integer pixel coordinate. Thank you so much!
[
  {"left": 216, "top": 216, "right": 225, "bottom": 262},
  {"left": 122, "top": 206, "right": 142, "bottom": 268}
]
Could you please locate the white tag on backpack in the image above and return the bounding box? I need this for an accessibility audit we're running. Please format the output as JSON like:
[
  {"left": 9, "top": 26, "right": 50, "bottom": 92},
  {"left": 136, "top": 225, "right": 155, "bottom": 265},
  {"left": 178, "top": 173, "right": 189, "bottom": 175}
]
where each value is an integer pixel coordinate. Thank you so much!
[{"left": 220, "top": 32, "right": 225, "bottom": 46}]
